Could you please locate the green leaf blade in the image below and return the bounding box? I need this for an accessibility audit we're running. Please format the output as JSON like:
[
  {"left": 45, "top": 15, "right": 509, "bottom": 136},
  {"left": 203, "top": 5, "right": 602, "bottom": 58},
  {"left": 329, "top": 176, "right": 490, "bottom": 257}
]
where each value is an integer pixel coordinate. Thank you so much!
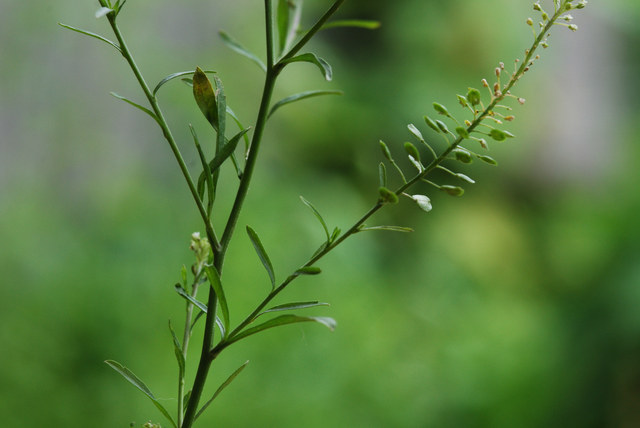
[
  {"left": 321, "top": 19, "right": 381, "bottom": 30},
  {"left": 219, "top": 31, "right": 267, "bottom": 72},
  {"left": 268, "top": 90, "right": 342, "bottom": 118},
  {"left": 105, "top": 360, "right": 177, "bottom": 428},
  {"left": 110, "top": 92, "right": 160, "bottom": 125},
  {"left": 261, "top": 301, "right": 329, "bottom": 316},
  {"left": 195, "top": 361, "right": 250, "bottom": 420},
  {"left": 246, "top": 226, "right": 276, "bottom": 289},
  {"left": 229, "top": 314, "right": 337, "bottom": 344},
  {"left": 300, "top": 196, "right": 330, "bottom": 242},
  {"left": 280, "top": 52, "right": 333, "bottom": 81},
  {"left": 153, "top": 70, "right": 216, "bottom": 96},
  {"left": 58, "top": 23, "right": 122, "bottom": 53},
  {"left": 204, "top": 265, "right": 230, "bottom": 336}
]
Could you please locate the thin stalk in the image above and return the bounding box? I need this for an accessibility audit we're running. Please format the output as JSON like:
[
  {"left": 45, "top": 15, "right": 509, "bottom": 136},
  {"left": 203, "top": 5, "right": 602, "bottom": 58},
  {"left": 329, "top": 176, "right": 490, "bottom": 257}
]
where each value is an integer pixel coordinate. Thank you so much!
[{"left": 105, "top": 16, "right": 220, "bottom": 251}]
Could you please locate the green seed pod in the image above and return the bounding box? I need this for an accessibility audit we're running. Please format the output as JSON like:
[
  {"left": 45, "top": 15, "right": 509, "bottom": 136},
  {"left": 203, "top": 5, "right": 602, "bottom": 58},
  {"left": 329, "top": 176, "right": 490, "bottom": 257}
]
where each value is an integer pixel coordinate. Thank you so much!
[
  {"left": 453, "top": 148, "right": 473, "bottom": 164},
  {"left": 379, "top": 140, "right": 393, "bottom": 161},
  {"left": 489, "top": 128, "right": 509, "bottom": 141},
  {"left": 457, "top": 95, "right": 469, "bottom": 108},
  {"left": 378, "top": 187, "right": 399, "bottom": 204},
  {"left": 424, "top": 116, "right": 440, "bottom": 133},
  {"left": 404, "top": 142, "right": 421, "bottom": 162},
  {"left": 433, "top": 102, "right": 451, "bottom": 117},
  {"left": 455, "top": 127, "right": 470, "bottom": 139},
  {"left": 435, "top": 120, "right": 449, "bottom": 134},
  {"left": 477, "top": 154, "right": 498, "bottom": 166},
  {"left": 467, "top": 88, "right": 482, "bottom": 106},
  {"left": 407, "top": 123, "right": 424, "bottom": 141},
  {"left": 440, "top": 185, "right": 465, "bottom": 197}
]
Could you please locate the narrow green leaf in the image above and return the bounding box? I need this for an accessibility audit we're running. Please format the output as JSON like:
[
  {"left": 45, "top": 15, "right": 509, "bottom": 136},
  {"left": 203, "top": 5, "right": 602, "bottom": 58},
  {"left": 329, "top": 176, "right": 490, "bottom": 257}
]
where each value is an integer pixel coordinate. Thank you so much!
[
  {"left": 300, "top": 196, "right": 330, "bottom": 242},
  {"left": 219, "top": 31, "right": 267, "bottom": 72},
  {"left": 330, "top": 227, "right": 341, "bottom": 243},
  {"left": 204, "top": 265, "right": 229, "bottom": 336},
  {"left": 277, "top": 0, "right": 291, "bottom": 54},
  {"left": 281, "top": 52, "right": 332, "bottom": 81},
  {"left": 183, "top": 390, "right": 192, "bottom": 414},
  {"left": 378, "top": 162, "right": 387, "bottom": 187},
  {"left": 358, "top": 225, "right": 414, "bottom": 233},
  {"left": 321, "top": 19, "right": 381, "bottom": 30},
  {"left": 168, "top": 321, "right": 185, "bottom": 375},
  {"left": 110, "top": 92, "right": 160, "bottom": 125},
  {"left": 105, "top": 360, "right": 177, "bottom": 428},
  {"left": 268, "top": 90, "right": 342, "bottom": 118},
  {"left": 229, "top": 315, "right": 336, "bottom": 344},
  {"left": 195, "top": 361, "right": 249, "bottom": 420},
  {"left": 261, "top": 301, "right": 329, "bottom": 316},
  {"left": 58, "top": 23, "right": 122, "bottom": 53},
  {"left": 193, "top": 67, "right": 218, "bottom": 128},
  {"left": 189, "top": 125, "right": 214, "bottom": 210},
  {"left": 175, "top": 285, "right": 226, "bottom": 336},
  {"left": 246, "top": 226, "right": 276, "bottom": 289},
  {"left": 153, "top": 70, "right": 216, "bottom": 96},
  {"left": 175, "top": 284, "right": 208, "bottom": 313},
  {"left": 226, "top": 106, "right": 251, "bottom": 155}
]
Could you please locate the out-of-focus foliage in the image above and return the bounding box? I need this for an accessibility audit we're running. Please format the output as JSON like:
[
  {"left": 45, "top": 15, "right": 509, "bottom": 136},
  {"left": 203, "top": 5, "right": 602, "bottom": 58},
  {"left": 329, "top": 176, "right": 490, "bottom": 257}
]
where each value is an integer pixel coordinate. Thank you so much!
[{"left": 1, "top": 1, "right": 638, "bottom": 427}]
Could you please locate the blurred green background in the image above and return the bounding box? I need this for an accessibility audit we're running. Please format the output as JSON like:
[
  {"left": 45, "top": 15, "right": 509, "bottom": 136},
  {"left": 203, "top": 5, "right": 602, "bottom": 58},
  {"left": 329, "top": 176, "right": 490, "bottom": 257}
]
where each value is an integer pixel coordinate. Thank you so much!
[{"left": 1, "top": 0, "right": 639, "bottom": 427}]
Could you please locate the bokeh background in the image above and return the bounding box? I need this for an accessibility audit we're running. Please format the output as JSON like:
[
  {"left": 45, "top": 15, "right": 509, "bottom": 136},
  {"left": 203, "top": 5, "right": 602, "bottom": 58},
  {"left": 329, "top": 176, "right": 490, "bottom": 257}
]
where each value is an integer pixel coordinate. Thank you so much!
[{"left": 1, "top": 0, "right": 639, "bottom": 427}]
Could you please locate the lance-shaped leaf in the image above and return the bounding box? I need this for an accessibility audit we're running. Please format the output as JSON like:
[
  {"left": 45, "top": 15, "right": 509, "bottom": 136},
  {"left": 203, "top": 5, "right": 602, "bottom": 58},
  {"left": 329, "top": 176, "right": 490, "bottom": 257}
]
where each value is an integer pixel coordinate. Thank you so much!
[
  {"left": 105, "top": 360, "right": 177, "bottom": 428},
  {"left": 280, "top": 53, "right": 332, "bottom": 81},
  {"left": 358, "top": 225, "right": 414, "bottom": 233},
  {"left": 175, "top": 284, "right": 208, "bottom": 313},
  {"left": 190, "top": 125, "right": 214, "bottom": 207},
  {"left": 204, "top": 264, "right": 229, "bottom": 336},
  {"left": 226, "top": 105, "right": 251, "bottom": 154},
  {"left": 58, "top": 23, "right": 122, "bottom": 53},
  {"left": 268, "top": 90, "right": 342, "bottom": 118},
  {"left": 219, "top": 31, "right": 267, "bottom": 72},
  {"left": 246, "top": 226, "right": 276, "bottom": 289},
  {"left": 195, "top": 361, "right": 249, "bottom": 420},
  {"left": 196, "top": 127, "right": 251, "bottom": 193},
  {"left": 193, "top": 67, "right": 218, "bottom": 128},
  {"left": 300, "top": 196, "right": 330, "bottom": 242},
  {"left": 229, "top": 315, "right": 336, "bottom": 344},
  {"left": 260, "top": 301, "right": 329, "bottom": 316},
  {"left": 168, "top": 321, "right": 185, "bottom": 375},
  {"left": 175, "top": 285, "right": 226, "bottom": 337},
  {"left": 277, "top": 0, "right": 291, "bottom": 54},
  {"left": 321, "top": 19, "right": 381, "bottom": 30},
  {"left": 153, "top": 69, "right": 216, "bottom": 96},
  {"left": 110, "top": 92, "right": 160, "bottom": 125}
]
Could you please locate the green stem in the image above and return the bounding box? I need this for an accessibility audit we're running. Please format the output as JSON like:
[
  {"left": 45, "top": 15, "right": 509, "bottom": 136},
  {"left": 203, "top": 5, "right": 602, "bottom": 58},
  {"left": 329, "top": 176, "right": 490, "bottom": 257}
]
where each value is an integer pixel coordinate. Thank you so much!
[{"left": 105, "top": 16, "right": 220, "bottom": 251}]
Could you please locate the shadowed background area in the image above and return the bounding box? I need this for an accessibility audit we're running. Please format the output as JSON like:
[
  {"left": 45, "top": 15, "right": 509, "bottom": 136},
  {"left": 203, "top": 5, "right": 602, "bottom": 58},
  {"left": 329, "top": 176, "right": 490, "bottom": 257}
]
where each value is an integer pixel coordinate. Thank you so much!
[{"left": 1, "top": 1, "right": 639, "bottom": 427}]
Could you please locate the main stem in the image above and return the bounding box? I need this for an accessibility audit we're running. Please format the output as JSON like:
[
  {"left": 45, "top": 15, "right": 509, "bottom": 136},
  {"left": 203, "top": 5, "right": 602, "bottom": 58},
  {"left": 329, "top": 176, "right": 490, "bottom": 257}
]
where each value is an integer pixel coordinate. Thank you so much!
[{"left": 181, "top": 2, "right": 278, "bottom": 426}]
